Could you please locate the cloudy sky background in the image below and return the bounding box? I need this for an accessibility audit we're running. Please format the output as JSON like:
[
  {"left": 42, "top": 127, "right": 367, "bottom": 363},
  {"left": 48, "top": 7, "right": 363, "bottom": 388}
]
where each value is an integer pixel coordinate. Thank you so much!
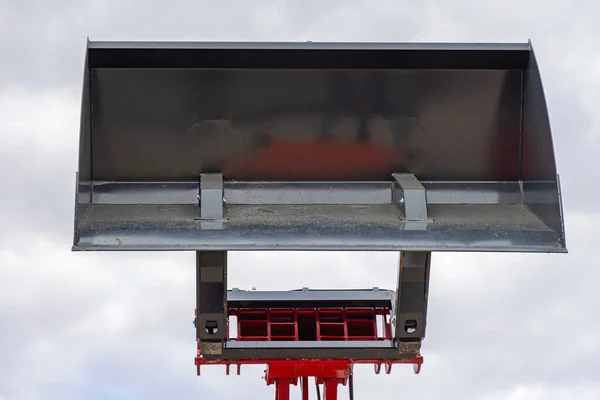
[{"left": 1, "top": 1, "right": 599, "bottom": 399}]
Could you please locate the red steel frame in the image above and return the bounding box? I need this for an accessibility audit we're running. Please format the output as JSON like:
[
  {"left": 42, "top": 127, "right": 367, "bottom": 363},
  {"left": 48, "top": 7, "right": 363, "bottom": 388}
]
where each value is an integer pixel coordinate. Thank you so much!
[
  {"left": 194, "top": 306, "right": 423, "bottom": 399},
  {"left": 230, "top": 306, "right": 392, "bottom": 342},
  {"left": 196, "top": 356, "right": 423, "bottom": 400}
]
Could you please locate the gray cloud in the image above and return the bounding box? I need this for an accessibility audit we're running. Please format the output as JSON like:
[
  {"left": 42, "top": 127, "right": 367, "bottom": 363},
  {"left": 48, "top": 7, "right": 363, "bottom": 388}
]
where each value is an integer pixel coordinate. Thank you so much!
[{"left": 1, "top": 1, "right": 599, "bottom": 399}]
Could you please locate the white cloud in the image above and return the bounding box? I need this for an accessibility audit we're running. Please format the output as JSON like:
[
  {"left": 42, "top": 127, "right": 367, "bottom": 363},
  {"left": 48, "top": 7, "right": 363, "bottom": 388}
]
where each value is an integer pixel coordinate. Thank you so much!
[
  {"left": 1, "top": 210, "right": 598, "bottom": 399},
  {"left": 0, "top": 86, "right": 79, "bottom": 154},
  {"left": 482, "top": 384, "right": 600, "bottom": 400}
]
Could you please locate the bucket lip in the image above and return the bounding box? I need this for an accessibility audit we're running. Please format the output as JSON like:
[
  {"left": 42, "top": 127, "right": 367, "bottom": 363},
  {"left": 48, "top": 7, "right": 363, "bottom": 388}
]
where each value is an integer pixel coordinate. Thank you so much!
[
  {"left": 86, "top": 40, "right": 531, "bottom": 51},
  {"left": 84, "top": 40, "right": 532, "bottom": 70}
]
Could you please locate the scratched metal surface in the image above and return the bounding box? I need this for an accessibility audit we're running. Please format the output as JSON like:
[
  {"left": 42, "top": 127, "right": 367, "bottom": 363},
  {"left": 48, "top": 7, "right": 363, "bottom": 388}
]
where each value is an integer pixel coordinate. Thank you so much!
[
  {"left": 74, "top": 203, "right": 562, "bottom": 252},
  {"left": 73, "top": 41, "right": 566, "bottom": 252}
]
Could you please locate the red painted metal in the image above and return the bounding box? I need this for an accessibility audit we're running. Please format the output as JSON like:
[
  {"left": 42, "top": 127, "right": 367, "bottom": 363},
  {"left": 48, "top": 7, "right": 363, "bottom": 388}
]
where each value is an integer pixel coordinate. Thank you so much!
[
  {"left": 265, "top": 360, "right": 352, "bottom": 385},
  {"left": 324, "top": 379, "right": 338, "bottom": 400},
  {"left": 196, "top": 305, "right": 422, "bottom": 399},
  {"left": 230, "top": 306, "right": 392, "bottom": 342},
  {"left": 223, "top": 141, "right": 405, "bottom": 182},
  {"left": 195, "top": 355, "right": 422, "bottom": 399},
  {"left": 301, "top": 377, "right": 309, "bottom": 400},
  {"left": 275, "top": 379, "right": 290, "bottom": 400},
  {"left": 195, "top": 354, "right": 423, "bottom": 375}
]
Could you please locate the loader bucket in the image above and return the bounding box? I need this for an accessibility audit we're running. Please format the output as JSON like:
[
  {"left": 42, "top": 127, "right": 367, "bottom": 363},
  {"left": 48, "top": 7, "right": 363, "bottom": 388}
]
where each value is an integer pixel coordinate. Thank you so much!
[{"left": 73, "top": 40, "right": 566, "bottom": 252}]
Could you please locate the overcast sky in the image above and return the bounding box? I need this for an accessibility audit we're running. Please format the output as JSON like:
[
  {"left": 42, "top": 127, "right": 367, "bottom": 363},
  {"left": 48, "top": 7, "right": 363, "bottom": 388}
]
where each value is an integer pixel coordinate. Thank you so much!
[{"left": 1, "top": 1, "right": 599, "bottom": 399}]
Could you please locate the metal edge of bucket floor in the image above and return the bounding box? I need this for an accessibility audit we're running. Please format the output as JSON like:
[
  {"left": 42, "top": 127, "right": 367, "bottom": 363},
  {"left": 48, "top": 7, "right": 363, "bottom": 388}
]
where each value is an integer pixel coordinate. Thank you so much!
[{"left": 72, "top": 40, "right": 567, "bottom": 253}]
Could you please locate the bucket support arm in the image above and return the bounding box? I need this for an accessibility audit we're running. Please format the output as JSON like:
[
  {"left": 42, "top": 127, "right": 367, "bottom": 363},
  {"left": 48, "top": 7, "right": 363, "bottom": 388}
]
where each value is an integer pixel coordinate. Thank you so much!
[
  {"left": 195, "top": 251, "right": 227, "bottom": 356},
  {"left": 194, "top": 250, "right": 431, "bottom": 358},
  {"left": 395, "top": 251, "right": 431, "bottom": 356},
  {"left": 193, "top": 173, "right": 432, "bottom": 398}
]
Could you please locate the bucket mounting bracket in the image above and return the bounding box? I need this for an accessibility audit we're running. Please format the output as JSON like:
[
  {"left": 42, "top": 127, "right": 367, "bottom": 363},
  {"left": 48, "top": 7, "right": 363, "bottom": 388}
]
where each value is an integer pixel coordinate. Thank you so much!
[
  {"left": 198, "top": 173, "right": 224, "bottom": 221},
  {"left": 392, "top": 173, "right": 428, "bottom": 221}
]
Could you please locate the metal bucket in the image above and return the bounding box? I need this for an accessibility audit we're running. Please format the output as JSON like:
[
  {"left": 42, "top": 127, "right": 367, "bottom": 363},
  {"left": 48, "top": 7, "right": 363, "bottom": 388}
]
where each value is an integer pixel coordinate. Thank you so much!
[{"left": 73, "top": 40, "right": 566, "bottom": 252}]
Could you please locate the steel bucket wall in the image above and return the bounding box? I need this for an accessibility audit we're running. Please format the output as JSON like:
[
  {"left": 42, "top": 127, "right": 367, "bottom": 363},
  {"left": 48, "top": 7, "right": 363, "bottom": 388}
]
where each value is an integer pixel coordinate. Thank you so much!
[{"left": 73, "top": 41, "right": 566, "bottom": 252}]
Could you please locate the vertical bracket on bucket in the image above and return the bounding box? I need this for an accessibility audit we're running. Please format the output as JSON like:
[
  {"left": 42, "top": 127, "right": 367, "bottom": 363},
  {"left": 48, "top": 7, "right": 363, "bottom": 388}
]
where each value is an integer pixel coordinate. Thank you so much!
[
  {"left": 394, "top": 251, "right": 431, "bottom": 354},
  {"left": 196, "top": 251, "right": 228, "bottom": 356},
  {"left": 392, "top": 173, "right": 428, "bottom": 221},
  {"left": 199, "top": 173, "right": 224, "bottom": 220}
]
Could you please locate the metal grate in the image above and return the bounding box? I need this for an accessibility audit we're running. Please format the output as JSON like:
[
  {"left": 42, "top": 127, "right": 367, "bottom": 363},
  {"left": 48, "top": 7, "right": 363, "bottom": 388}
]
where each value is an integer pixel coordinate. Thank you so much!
[{"left": 230, "top": 307, "right": 391, "bottom": 342}]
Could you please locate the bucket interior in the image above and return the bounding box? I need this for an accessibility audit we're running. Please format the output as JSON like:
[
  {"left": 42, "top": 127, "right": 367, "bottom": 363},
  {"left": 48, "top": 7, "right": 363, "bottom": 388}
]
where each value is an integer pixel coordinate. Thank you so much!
[{"left": 73, "top": 42, "right": 566, "bottom": 252}]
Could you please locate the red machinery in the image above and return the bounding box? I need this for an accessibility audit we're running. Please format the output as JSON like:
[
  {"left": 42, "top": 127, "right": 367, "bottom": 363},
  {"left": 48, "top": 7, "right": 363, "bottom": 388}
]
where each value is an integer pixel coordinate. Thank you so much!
[
  {"left": 194, "top": 288, "right": 423, "bottom": 399},
  {"left": 72, "top": 41, "right": 567, "bottom": 399}
]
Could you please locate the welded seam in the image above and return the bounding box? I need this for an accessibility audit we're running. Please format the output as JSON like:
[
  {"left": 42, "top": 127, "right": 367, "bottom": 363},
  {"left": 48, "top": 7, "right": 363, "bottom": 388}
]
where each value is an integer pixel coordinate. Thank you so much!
[{"left": 518, "top": 68, "right": 525, "bottom": 184}]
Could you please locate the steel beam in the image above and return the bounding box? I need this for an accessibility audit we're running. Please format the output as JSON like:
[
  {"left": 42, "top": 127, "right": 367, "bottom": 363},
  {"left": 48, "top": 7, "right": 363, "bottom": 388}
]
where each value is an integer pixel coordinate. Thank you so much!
[
  {"left": 227, "top": 288, "right": 394, "bottom": 309},
  {"left": 201, "top": 345, "right": 419, "bottom": 361},
  {"left": 275, "top": 379, "right": 290, "bottom": 400},
  {"left": 196, "top": 251, "right": 227, "bottom": 355},
  {"left": 324, "top": 379, "right": 338, "bottom": 400},
  {"left": 394, "top": 251, "right": 431, "bottom": 353}
]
